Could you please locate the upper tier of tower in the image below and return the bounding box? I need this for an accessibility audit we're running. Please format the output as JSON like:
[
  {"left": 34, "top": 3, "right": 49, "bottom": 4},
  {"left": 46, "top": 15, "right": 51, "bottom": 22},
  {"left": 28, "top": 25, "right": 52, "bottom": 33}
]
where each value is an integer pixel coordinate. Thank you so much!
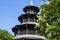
[
  {"left": 18, "top": 1, "right": 39, "bottom": 23},
  {"left": 23, "top": 1, "right": 39, "bottom": 14}
]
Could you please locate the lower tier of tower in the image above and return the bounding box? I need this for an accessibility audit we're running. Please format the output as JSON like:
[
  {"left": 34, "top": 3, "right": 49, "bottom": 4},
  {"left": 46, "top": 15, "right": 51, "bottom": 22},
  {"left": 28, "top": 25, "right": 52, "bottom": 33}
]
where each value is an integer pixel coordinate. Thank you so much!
[{"left": 12, "top": 24, "right": 40, "bottom": 36}]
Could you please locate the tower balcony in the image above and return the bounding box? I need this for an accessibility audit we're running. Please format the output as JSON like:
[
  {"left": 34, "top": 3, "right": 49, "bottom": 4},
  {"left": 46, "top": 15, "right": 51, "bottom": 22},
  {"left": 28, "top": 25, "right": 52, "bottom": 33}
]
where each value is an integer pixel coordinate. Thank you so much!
[
  {"left": 18, "top": 14, "right": 38, "bottom": 23},
  {"left": 12, "top": 24, "right": 40, "bottom": 36}
]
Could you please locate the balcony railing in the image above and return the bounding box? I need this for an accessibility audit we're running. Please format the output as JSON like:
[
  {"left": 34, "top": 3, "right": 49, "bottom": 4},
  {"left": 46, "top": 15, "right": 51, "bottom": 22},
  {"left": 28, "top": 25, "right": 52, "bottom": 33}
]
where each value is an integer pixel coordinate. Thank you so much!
[
  {"left": 23, "top": 19, "right": 36, "bottom": 22},
  {"left": 15, "top": 29, "right": 40, "bottom": 35}
]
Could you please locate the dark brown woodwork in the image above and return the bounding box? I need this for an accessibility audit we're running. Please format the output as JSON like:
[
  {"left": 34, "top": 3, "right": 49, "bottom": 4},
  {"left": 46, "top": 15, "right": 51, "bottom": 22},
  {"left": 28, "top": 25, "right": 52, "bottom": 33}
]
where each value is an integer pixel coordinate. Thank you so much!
[{"left": 11, "top": 2, "right": 46, "bottom": 40}]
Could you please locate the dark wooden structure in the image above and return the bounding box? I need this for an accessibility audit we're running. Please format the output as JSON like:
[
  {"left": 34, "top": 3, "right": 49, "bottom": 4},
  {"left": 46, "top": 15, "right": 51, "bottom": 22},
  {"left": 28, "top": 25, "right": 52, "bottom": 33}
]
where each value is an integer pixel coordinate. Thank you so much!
[{"left": 12, "top": 1, "right": 46, "bottom": 40}]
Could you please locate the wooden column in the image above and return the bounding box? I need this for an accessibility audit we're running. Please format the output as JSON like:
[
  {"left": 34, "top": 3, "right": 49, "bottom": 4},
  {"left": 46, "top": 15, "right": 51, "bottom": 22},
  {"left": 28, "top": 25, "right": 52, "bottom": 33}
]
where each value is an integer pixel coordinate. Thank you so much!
[
  {"left": 23, "top": 39, "right": 24, "bottom": 40},
  {"left": 28, "top": 14, "right": 30, "bottom": 22},
  {"left": 36, "top": 29, "right": 37, "bottom": 35},
  {"left": 18, "top": 29, "right": 20, "bottom": 35},
  {"left": 26, "top": 24, "right": 28, "bottom": 34},
  {"left": 34, "top": 16, "right": 36, "bottom": 22}
]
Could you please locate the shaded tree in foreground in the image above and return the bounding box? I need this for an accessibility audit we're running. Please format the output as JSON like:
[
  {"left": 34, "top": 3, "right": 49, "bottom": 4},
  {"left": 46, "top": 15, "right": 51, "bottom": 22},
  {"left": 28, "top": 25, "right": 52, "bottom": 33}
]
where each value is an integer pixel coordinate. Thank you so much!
[
  {"left": 36, "top": 0, "right": 60, "bottom": 40},
  {"left": 0, "top": 29, "right": 13, "bottom": 40}
]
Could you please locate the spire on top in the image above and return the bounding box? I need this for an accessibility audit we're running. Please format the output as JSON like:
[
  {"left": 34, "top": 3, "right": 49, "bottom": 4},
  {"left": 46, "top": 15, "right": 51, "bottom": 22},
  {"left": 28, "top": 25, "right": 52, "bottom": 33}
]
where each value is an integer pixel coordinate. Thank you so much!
[{"left": 30, "top": 0, "right": 34, "bottom": 6}]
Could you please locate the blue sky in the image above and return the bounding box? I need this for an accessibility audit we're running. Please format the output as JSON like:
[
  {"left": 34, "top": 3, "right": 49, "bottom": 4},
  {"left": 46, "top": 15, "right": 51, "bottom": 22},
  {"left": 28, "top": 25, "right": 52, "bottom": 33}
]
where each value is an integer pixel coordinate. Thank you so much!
[{"left": 0, "top": 0, "right": 48, "bottom": 34}]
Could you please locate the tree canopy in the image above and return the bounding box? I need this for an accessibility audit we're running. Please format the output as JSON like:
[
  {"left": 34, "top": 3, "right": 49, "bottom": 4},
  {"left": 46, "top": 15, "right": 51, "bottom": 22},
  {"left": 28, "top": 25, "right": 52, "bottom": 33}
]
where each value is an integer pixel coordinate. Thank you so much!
[
  {"left": 0, "top": 29, "right": 14, "bottom": 40},
  {"left": 36, "top": 0, "right": 60, "bottom": 40}
]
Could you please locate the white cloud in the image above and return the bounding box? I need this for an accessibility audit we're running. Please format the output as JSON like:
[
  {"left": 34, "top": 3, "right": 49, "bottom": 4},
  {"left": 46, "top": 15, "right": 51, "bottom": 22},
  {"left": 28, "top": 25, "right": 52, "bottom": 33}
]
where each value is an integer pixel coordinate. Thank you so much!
[
  {"left": 46, "top": 1, "right": 50, "bottom": 4},
  {"left": 40, "top": 1, "right": 44, "bottom": 5}
]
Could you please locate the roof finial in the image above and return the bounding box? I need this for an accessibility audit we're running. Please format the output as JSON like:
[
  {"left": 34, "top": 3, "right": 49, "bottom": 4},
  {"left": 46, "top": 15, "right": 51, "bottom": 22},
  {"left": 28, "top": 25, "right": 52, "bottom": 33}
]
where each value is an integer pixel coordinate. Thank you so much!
[{"left": 30, "top": 0, "right": 34, "bottom": 6}]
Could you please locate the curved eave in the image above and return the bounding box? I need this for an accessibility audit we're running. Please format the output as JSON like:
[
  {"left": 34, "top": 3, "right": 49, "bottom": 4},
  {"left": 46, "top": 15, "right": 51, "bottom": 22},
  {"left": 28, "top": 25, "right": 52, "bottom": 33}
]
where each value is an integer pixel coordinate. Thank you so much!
[
  {"left": 13, "top": 35, "right": 46, "bottom": 40},
  {"left": 12, "top": 25, "right": 20, "bottom": 32},
  {"left": 12, "top": 25, "right": 25, "bottom": 32}
]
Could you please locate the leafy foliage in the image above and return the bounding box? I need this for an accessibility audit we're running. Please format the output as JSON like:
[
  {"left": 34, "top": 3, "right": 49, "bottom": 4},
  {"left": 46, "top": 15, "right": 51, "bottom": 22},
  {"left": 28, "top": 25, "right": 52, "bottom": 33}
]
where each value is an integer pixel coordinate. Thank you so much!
[
  {"left": 0, "top": 29, "right": 14, "bottom": 40},
  {"left": 36, "top": 0, "right": 60, "bottom": 40}
]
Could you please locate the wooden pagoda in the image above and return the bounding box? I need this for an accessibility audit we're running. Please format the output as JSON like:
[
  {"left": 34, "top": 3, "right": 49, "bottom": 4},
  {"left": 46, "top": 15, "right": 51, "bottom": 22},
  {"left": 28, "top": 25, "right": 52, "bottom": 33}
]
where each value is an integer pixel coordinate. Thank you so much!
[{"left": 12, "top": 1, "right": 46, "bottom": 40}]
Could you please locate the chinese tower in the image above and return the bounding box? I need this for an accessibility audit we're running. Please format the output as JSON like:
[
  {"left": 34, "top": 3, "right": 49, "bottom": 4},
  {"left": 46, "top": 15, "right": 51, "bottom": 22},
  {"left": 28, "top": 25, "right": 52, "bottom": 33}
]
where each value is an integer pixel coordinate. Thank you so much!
[{"left": 12, "top": 1, "right": 46, "bottom": 40}]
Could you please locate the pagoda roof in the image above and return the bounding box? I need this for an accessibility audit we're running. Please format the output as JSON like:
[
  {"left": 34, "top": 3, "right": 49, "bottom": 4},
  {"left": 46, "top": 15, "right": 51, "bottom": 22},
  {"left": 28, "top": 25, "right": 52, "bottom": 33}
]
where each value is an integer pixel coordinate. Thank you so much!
[
  {"left": 23, "top": 6, "right": 39, "bottom": 13},
  {"left": 18, "top": 13, "right": 38, "bottom": 18}
]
